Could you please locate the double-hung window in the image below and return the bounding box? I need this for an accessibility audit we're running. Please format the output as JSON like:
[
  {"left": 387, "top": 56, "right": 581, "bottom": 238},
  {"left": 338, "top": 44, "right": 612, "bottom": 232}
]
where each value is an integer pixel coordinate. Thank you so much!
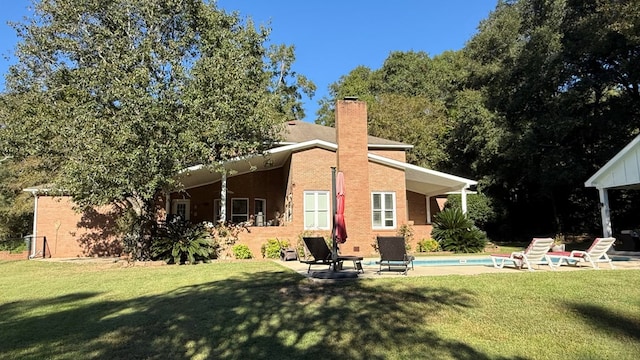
[
  {"left": 304, "top": 191, "right": 330, "bottom": 230},
  {"left": 231, "top": 198, "right": 249, "bottom": 223},
  {"left": 372, "top": 192, "right": 396, "bottom": 229}
]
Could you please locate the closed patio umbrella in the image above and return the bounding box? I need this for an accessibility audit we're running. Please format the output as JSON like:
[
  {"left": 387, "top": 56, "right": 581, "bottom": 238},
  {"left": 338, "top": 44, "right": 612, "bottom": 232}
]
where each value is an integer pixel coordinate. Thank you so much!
[{"left": 334, "top": 171, "right": 347, "bottom": 244}]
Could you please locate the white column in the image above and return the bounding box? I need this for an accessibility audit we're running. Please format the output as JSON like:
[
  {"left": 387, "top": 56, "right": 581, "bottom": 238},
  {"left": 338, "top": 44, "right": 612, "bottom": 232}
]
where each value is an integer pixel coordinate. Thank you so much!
[
  {"left": 220, "top": 170, "right": 227, "bottom": 223},
  {"left": 461, "top": 187, "right": 468, "bottom": 214},
  {"left": 165, "top": 193, "right": 170, "bottom": 217},
  {"left": 426, "top": 196, "right": 432, "bottom": 224},
  {"left": 599, "top": 188, "right": 612, "bottom": 238}
]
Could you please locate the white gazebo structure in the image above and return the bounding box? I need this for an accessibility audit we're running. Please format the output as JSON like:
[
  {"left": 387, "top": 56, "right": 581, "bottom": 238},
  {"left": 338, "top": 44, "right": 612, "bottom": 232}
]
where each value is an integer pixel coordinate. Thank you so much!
[{"left": 585, "top": 134, "right": 640, "bottom": 238}]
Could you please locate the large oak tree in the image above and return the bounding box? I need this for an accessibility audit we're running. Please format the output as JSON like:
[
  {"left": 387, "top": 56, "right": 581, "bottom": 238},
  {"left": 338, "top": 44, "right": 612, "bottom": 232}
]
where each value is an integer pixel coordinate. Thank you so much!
[{"left": 0, "top": 0, "right": 313, "bottom": 251}]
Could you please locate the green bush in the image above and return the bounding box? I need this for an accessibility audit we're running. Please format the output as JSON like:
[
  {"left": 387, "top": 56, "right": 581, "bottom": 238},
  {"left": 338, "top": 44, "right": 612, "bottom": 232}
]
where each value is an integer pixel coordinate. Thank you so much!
[
  {"left": 444, "top": 192, "right": 497, "bottom": 229},
  {"left": 416, "top": 238, "right": 439, "bottom": 252},
  {"left": 0, "top": 238, "right": 28, "bottom": 252},
  {"left": 261, "top": 238, "right": 289, "bottom": 259},
  {"left": 432, "top": 208, "right": 487, "bottom": 253},
  {"left": 232, "top": 244, "right": 253, "bottom": 259},
  {"left": 151, "top": 220, "right": 217, "bottom": 264}
]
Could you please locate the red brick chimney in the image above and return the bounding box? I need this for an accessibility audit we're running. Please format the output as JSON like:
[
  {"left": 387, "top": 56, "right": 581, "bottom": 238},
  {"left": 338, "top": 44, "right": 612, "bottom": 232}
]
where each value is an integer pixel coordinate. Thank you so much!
[{"left": 335, "top": 98, "right": 370, "bottom": 251}]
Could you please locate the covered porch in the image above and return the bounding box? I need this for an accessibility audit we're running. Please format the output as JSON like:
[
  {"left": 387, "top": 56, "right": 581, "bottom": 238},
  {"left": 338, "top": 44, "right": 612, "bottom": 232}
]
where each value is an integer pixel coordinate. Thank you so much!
[{"left": 585, "top": 134, "right": 640, "bottom": 252}]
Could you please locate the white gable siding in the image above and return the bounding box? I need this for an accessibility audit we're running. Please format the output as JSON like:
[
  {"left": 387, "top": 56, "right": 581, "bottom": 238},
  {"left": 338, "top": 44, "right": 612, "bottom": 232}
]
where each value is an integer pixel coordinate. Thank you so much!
[{"left": 586, "top": 134, "right": 640, "bottom": 189}]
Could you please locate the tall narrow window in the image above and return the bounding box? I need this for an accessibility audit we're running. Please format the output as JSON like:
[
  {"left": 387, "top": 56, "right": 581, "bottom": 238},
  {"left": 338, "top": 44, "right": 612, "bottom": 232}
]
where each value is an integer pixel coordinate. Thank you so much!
[
  {"left": 213, "top": 199, "right": 221, "bottom": 222},
  {"left": 304, "top": 191, "right": 330, "bottom": 230},
  {"left": 172, "top": 199, "right": 190, "bottom": 221},
  {"left": 372, "top": 192, "right": 396, "bottom": 229},
  {"left": 231, "top": 198, "right": 249, "bottom": 223}
]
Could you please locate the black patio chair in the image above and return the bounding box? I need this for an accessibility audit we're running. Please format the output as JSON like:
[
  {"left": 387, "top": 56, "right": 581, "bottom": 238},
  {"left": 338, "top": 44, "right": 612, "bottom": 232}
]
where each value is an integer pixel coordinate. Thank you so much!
[
  {"left": 300, "top": 237, "right": 333, "bottom": 272},
  {"left": 300, "top": 237, "right": 364, "bottom": 273},
  {"left": 376, "top": 236, "right": 415, "bottom": 275}
]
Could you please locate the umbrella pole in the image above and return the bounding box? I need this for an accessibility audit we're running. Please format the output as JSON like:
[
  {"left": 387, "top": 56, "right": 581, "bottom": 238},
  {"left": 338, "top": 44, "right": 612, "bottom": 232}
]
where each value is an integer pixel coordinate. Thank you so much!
[{"left": 331, "top": 167, "right": 338, "bottom": 270}]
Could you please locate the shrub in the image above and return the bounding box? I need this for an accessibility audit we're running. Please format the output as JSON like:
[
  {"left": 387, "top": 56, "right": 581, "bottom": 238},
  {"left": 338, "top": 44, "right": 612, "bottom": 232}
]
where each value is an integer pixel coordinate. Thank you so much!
[
  {"left": 397, "top": 224, "right": 414, "bottom": 250},
  {"left": 261, "top": 238, "right": 289, "bottom": 259},
  {"left": 232, "top": 244, "right": 253, "bottom": 259},
  {"left": 151, "top": 220, "right": 217, "bottom": 264},
  {"left": 0, "top": 237, "right": 28, "bottom": 252},
  {"left": 205, "top": 221, "right": 248, "bottom": 259},
  {"left": 416, "top": 238, "right": 439, "bottom": 252},
  {"left": 432, "top": 208, "right": 487, "bottom": 253},
  {"left": 444, "top": 192, "right": 497, "bottom": 229}
]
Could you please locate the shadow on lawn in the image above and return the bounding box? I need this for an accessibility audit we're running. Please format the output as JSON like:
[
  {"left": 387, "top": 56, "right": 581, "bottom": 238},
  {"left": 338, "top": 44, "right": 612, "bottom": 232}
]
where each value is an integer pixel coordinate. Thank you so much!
[
  {"left": 568, "top": 302, "right": 640, "bottom": 341},
  {"left": 1, "top": 270, "right": 526, "bottom": 360}
]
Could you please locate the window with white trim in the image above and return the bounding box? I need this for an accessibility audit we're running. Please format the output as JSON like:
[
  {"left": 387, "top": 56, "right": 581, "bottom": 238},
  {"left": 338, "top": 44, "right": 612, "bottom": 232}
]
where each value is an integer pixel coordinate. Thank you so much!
[
  {"left": 304, "top": 191, "right": 330, "bottom": 230},
  {"left": 231, "top": 198, "right": 249, "bottom": 223},
  {"left": 172, "top": 199, "right": 190, "bottom": 221},
  {"left": 372, "top": 192, "right": 396, "bottom": 229}
]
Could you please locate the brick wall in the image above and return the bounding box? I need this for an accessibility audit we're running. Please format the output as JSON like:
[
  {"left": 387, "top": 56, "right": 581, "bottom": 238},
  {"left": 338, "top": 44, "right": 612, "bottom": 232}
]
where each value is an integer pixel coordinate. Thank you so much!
[
  {"left": 29, "top": 99, "right": 434, "bottom": 259},
  {"left": 290, "top": 147, "right": 336, "bottom": 231},
  {"left": 172, "top": 167, "right": 287, "bottom": 225},
  {"left": 0, "top": 251, "right": 29, "bottom": 260},
  {"left": 34, "top": 196, "right": 121, "bottom": 258}
]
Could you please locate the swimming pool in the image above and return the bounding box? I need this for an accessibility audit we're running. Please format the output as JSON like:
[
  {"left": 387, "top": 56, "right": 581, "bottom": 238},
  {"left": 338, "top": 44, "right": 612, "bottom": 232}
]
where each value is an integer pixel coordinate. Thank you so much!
[{"left": 365, "top": 256, "right": 633, "bottom": 267}]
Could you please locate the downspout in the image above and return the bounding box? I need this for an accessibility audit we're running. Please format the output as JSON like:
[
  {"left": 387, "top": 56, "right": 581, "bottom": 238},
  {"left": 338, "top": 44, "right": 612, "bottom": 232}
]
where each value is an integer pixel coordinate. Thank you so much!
[{"left": 30, "top": 190, "right": 38, "bottom": 259}]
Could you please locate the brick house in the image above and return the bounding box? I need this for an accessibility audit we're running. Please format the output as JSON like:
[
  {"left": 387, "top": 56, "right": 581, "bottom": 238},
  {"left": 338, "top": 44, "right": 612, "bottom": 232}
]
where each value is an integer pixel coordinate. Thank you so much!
[{"left": 25, "top": 99, "right": 476, "bottom": 259}]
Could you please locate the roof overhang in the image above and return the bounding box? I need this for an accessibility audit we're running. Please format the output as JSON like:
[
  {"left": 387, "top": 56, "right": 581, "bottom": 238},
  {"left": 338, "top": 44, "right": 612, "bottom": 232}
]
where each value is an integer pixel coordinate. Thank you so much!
[
  {"left": 368, "top": 153, "right": 477, "bottom": 196},
  {"left": 177, "top": 140, "right": 337, "bottom": 189},
  {"left": 177, "top": 142, "right": 477, "bottom": 197},
  {"left": 585, "top": 134, "right": 640, "bottom": 190}
]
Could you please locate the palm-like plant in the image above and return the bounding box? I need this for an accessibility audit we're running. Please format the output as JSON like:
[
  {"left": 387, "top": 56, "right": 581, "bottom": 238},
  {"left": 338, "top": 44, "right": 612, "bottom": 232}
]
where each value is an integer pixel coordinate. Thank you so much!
[
  {"left": 151, "top": 220, "right": 217, "bottom": 264},
  {"left": 431, "top": 208, "right": 487, "bottom": 253}
]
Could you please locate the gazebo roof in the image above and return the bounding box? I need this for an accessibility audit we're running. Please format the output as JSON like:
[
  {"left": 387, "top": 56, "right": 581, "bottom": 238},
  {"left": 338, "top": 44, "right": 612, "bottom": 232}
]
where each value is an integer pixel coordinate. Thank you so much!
[{"left": 585, "top": 134, "right": 640, "bottom": 190}]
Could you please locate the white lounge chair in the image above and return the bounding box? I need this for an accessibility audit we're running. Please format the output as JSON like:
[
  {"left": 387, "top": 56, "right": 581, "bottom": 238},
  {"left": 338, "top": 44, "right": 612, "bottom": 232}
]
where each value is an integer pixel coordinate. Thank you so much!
[
  {"left": 491, "top": 238, "right": 555, "bottom": 271},
  {"left": 553, "top": 237, "right": 616, "bottom": 269}
]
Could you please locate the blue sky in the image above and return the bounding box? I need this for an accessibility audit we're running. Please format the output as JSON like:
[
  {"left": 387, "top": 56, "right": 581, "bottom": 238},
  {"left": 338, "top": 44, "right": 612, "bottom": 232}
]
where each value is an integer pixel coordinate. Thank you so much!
[{"left": 0, "top": 0, "right": 497, "bottom": 122}]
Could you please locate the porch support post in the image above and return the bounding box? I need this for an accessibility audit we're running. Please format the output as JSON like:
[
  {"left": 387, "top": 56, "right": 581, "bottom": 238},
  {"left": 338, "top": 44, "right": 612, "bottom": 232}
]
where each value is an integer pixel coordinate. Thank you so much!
[
  {"left": 461, "top": 186, "right": 468, "bottom": 214},
  {"left": 165, "top": 193, "right": 170, "bottom": 218},
  {"left": 220, "top": 170, "right": 227, "bottom": 223},
  {"left": 598, "top": 188, "right": 612, "bottom": 238},
  {"left": 426, "top": 196, "right": 432, "bottom": 224}
]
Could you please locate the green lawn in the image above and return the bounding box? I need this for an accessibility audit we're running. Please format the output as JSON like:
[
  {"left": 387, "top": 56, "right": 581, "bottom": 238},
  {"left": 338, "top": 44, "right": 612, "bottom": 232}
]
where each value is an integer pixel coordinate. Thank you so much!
[{"left": 1, "top": 259, "right": 639, "bottom": 360}]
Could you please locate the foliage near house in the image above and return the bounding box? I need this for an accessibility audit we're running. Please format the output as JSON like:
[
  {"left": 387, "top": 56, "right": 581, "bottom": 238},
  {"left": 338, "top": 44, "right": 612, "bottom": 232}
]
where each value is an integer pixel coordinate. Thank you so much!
[
  {"left": 416, "top": 238, "right": 439, "bottom": 253},
  {"left": 431, "top": 208, "right": 487, "bottom": 253},
  {"left": 0, "top": 157, "right": 48, "bottom": 238},
  {"left": 261, "top": 238, "right": 292, "bottom": 259},
  {"left": 151, "top": 220, "right": 217, "bottom": 264},
  {"left": 444, "top": 192, "right": 497, "bottom": 229},
  {"left": 231, "top": 244, "right": 253, "bottom": 259},
  {"left": 0, "top": 0, "right": 313, "bottom": 255}
]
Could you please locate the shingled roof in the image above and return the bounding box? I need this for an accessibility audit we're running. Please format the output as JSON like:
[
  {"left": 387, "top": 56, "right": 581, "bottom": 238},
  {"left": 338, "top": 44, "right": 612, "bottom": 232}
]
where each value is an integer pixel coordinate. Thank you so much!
[{"left": 279, "top": 120, "right": 412, "bottom": 149}]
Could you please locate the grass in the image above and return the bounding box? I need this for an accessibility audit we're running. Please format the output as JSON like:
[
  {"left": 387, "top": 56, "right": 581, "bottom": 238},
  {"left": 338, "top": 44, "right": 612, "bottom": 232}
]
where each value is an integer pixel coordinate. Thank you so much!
[{"left": 1, "top": 259, "right": 640, "bottom": 359}]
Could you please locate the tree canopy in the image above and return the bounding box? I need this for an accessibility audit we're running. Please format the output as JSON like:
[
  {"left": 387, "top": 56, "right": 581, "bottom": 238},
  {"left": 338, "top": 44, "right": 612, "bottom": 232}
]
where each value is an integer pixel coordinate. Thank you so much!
[
  {"left": 317, "top": 0, "right": 640, "bottom": 239},
  {"left": 0, "top": 0, "right": 312, "bottom": 218}
]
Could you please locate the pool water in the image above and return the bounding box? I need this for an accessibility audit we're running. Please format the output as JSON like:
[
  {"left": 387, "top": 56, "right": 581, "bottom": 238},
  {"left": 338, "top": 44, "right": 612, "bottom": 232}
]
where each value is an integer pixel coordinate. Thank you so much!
[{"left": 365, "top": 256, "right": 632, "bottom": 267}]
